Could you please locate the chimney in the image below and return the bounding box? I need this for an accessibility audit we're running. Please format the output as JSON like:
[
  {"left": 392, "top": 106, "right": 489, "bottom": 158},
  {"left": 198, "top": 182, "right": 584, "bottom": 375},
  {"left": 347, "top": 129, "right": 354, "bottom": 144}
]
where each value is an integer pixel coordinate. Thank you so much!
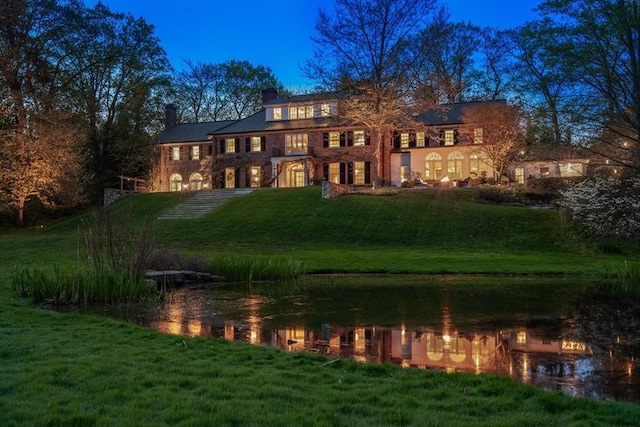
[
  {"left": 165, "top": 104, "right": 177, "bottom": 130},
  {"left": 261, "top": 88, "right": 277, "bottom": 106}
]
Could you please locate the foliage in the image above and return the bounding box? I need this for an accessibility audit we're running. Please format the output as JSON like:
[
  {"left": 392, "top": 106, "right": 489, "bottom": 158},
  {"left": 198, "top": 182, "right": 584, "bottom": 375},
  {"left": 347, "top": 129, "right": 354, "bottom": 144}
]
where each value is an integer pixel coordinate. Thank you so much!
[
  {"left": 211, "top": 255, "right": 306, "bottom": 282},
  {"left": 172, "top": 59, "right": 287, "bottom": 122},
  {"left": 559, "top": 176, "right": 640, "bottom": 240},
  {"left": 475, "top": 186, "right": 517, "bottom": 205},
  {"left": 600, "top": 260, "right": 640, "bottom": 295}
]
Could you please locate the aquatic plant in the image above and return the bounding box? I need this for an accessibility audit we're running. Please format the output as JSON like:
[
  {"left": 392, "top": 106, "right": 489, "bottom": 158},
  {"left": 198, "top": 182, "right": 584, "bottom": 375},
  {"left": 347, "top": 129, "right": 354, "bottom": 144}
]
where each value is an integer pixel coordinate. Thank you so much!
[
  {"left": 600, "top": 260, "right": 640, "bottom": 295},
  {"left": 210, "top": 256, "right": 306, "bottom": 282}
]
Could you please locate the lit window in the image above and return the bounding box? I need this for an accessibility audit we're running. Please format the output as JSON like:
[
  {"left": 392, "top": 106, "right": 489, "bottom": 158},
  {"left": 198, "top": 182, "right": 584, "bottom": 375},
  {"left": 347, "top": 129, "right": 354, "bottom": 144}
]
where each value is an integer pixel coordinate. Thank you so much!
[
  {"left": 225, "top": 167, "right": 235, "bottom": 188},
  {"left": 285, "top": 133, "right": 308, "bottom": 154},
  {"left": 425, "top": 153, "right": 442, "bottom": 180},
  {"left": 251, "top": 137, "right": 261, "bottom": 152},
  {"left": 354, "top": 130, "right": 365, "bottom": 146},
  {"left": 444, "top": 130, "right": 455, "bottom": 146},
  {"left": 289, "top": 104, "right": 313, "bottom": 119},
  {"left": 191, "top": 145, "right": 200, "bottom": 160},
  {"left": 474, "top": 128, "right": 483, "bottom": 144},
  {"left": 400, "top": 165, "right": 409, "bottom": 182},
  {"left": 517, "top": 331, "right": 527, "bottom": 345},
  {"left": 250, "top": 166, "right": 261, "bottom": 187},
  {"left": 273, "top": 107, "right": 281, "bottom": 120},
  {"left": 320, "top": 103, "right": 331, "bottom": 116},
  {"left": 170, "top": 173, "right": 182, "bottom": 191},
  {"left": 172, "top": 147, "right": 180, "bottom": 161},
  {"left": 354, "top": 161, "right": 365, "bottom": 184},
  {"left": 329, "top": 131, "right": 340, "bottom": 148},
  {"left": 447, "top": 151, "right": 464, "bottom": 179},
  {"left": 225, "top": 139, "right": 235, "bottom": 153},
  {"left": 189, "top": 173, "right": 203, "bottom": 190},
  {"left": 329, "top": 163, "right": 340, "bottom": 183},
  {"left": 515, "top": 167, "right": 524, "bottom": 184},
  {"left": 401, "top": 132, "right": 409, "bottom": 148},
  {"left": 416, "top": 132, "right": 425, "bottom": 147},
  {"left": 470, "top": 152, "right": 487, "bottom": 177}
]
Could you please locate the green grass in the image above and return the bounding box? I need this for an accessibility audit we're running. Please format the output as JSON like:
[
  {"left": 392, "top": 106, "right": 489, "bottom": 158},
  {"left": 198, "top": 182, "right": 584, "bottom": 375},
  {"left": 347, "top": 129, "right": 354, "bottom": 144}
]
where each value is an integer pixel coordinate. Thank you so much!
[{"left": 1, "top": 186, "right": 640, "bottom": 425}]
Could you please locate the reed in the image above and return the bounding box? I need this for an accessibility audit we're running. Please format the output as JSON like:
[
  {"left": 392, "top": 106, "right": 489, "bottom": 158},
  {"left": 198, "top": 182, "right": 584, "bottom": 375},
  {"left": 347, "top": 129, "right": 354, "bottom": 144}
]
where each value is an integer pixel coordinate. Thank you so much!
[
  {"left": 210, "top": 255, "right": 306, "bottom": 282},
  {"left": 600, "top": 260, "right": 640, "bottom": 294}
]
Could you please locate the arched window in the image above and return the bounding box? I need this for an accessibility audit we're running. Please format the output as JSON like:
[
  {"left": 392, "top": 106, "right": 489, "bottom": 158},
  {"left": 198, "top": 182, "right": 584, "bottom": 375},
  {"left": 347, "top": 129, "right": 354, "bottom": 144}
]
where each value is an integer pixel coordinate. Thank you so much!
[
  {"left": 469, "top": 152, "right": 488, "bottom": 178},
  {"left": 170, "top": 173, "right": 182, "bottom": 192},
  {"left": 447, "top": 151, "right": 464, "bottom": 179},
  {"left": 424, "top": 153, "right": 442, "bottom": 180},
  {"left": 189, "top": 173, "right": 203, "bottom": 190}
]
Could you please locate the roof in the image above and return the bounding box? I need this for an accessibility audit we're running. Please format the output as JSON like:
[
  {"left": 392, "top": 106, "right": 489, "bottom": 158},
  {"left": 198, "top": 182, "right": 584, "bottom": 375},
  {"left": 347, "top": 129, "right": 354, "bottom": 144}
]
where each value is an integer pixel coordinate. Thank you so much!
[
  {"left": 208, "top": 109, "right": 343, "bottom": 136},
  {"left": 156, "top": 121, "right": 236, "bottom": 144},
  {"left": 264, "top": 91, "right": 344, "bottom": 106},
  {"left": 417, "top": 100, "right": 507, "bottom": 126}
]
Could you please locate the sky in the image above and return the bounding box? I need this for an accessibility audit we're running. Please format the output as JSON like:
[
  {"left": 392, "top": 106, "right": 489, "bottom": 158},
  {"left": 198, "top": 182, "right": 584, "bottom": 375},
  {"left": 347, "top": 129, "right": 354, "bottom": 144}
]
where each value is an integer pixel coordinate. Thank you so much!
[{"left": 86, "top": 0, "right": 542, "bottom": 90}]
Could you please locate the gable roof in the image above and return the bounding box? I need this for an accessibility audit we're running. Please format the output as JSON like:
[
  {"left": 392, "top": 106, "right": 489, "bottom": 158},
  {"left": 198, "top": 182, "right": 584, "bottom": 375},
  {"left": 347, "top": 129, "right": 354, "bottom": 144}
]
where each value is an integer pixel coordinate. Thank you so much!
[
  {"left": 156, "top": 121, "right": 236, "bottom": 144},
  {"left": 417, "top": 100, "right": 508, "bottom": 126},
  {"left": 264, "top": 91, "right": 344, "bottom": 106},
  {"left": 208, "top": 109, "right": 342, "bottom": 136}
]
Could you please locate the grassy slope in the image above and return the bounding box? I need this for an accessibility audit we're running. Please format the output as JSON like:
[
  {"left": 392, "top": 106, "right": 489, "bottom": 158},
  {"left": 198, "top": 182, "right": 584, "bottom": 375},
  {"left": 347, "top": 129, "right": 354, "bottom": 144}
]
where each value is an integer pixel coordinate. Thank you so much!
[{"left": 2, "top": 187, "right": 640, "bottom": 425}]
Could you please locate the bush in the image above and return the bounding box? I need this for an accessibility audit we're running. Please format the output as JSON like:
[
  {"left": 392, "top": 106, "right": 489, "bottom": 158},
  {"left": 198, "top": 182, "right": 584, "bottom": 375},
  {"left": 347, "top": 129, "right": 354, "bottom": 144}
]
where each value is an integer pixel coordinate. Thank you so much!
[
  {"left": 475, "top": 186, "right": 517, "bottom": 204},
  {"left": 523, "top": 177, "right": 583, "bottom": 205},
  {"left": 558, "top": 176, "right": 640, "bottom": 241}
]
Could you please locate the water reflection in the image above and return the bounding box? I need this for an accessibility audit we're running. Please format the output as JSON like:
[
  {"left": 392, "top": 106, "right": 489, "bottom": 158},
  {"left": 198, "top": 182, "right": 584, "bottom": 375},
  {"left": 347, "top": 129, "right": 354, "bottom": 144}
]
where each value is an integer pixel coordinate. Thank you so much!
[{"left": 64, "top": 278, "right": 640, "bottom": 404}]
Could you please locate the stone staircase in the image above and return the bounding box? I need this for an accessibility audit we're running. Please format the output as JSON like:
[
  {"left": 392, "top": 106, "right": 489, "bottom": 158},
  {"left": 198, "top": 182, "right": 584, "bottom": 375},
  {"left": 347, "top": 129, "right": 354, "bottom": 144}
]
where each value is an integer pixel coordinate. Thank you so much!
[{"left": 158, "top": 189, "right": 256, "bottom": 220}]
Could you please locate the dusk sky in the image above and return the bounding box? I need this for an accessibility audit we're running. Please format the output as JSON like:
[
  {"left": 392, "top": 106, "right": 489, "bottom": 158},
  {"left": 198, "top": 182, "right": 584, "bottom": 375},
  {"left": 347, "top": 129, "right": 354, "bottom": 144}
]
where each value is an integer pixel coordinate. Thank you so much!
[{"left": 86, "top": 0, "right": 542, "bottom": 90}]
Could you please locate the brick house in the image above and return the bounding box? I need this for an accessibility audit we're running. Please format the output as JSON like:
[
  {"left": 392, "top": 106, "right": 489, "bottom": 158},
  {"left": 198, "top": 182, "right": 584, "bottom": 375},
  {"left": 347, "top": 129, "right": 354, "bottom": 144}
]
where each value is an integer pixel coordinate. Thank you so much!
[{"left": 156, "top": 90, "right": 586, "bottom": 191}]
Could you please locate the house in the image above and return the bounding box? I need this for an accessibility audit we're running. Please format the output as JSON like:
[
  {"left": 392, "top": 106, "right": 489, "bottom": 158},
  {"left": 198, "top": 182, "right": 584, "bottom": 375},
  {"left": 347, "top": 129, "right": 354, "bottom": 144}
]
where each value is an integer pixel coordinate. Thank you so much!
[{"left": 155, "top": 89, "right": 587, "bottom": 191}]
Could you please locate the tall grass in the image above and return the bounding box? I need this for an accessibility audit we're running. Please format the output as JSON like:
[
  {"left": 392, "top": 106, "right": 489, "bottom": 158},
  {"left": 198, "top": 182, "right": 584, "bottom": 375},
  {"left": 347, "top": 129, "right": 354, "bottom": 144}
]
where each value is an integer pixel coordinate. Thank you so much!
[
  {"left": 11, "top": 207, "right": 157, "bottom": 304},
  {"left": 601, "top": 260, "right": 640, "bottom": 294},
  {"left": 210, "top": 255, "right": 306, "bottom": 282}
]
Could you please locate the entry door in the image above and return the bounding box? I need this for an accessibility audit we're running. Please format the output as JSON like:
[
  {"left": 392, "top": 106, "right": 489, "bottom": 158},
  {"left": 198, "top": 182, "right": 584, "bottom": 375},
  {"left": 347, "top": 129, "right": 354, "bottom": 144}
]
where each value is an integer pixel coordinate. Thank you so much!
[{"left": 225, "top": 167, "right": 235, "bottom": 188}]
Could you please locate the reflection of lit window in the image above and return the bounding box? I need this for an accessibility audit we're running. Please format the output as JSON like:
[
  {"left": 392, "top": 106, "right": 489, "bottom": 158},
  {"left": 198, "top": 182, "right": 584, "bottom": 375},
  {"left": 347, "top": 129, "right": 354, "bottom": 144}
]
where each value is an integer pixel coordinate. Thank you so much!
[{"left": 517, "top": 331, "right": 527, "bottom": 345}]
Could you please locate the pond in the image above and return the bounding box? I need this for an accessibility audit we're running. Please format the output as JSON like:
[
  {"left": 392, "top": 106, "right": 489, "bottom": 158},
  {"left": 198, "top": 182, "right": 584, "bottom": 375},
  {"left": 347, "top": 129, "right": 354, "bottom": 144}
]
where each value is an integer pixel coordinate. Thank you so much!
[{"left": 62, "top": 275, "right": 640, "bottom": 404}]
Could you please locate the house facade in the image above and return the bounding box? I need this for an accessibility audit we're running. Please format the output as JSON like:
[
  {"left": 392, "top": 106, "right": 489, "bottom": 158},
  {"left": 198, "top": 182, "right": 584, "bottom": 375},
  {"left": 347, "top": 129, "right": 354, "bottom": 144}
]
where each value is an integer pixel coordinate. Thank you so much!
[{"left": 155, "top": 90, "right": 587, "bottom": 192}]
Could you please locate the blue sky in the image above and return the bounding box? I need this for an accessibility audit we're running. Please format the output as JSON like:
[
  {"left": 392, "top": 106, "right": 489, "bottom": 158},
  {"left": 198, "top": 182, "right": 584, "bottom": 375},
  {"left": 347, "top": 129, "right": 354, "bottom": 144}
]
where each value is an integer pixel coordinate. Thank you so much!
[{"left": 87, "top": 0, "right": 541, "bottom": 90}]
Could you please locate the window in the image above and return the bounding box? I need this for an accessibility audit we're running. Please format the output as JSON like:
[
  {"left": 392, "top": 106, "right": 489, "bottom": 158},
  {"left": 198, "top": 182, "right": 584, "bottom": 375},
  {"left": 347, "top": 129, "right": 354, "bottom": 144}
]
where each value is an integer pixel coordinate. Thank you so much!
[
  {"left": 515, "top": 167, "right": 525, "bottom": 184},
  {"left": 447, "top": 151, "right": 464, "bottom": 179},
  {"left": 540, "top": 167, "right": 550, "bottom": 177},
  {"left": 328, "top": 163, "right": 340, "bottom": 184},
  {"left": 425, "top": 153, "right": 442, "bottom": 180},
  {"left": 470, "top": 152, "right": 487, "bottom": 177},
  {"left": 517, "top": 331, "right": 527, "bottom": 345},
  {"left": 189, "top": 173, "right": 203, "bottom": 190},
  {"left": 251, "top": 137, "right": 262, "bottom": 152},
  {"left": 474, "top": 128, "right": 483, "bottom": 144},
  {"left": 172, "top": 147, "right": 180, "bottom": 161},
  {"left": 416, "top": 132, "right": 425, "bottom": 147},
  {"left": 353, "top": 130, "right": 365, "bottom": 146},
  {"left": 444, "top": 130, "right": 455, "bottom": 146},
  {"left": 250, "top": 166, "right": 261, "bottom": 187},
  {"left": 400, "top": 132, "right": 409, "bottom": 149},
  {"left": 354, "top": 161, "right": 365, "bottom": 184},
  {"left": 225, "top": 139, "right": 236, "bottom": 153},
  {"left": 191, "top": 145, "right": 200, "bottom": 160},
  {"left": 273, "top": 107, "right": 282, "bottom": 120},
  {"left": 289, "top": 104, "right": 313, "bottom": 119},
  {"left": 320, "top": 103, "right": 331, "bottom": 117},
  {"left": 285, "top": 133, "right": 308, "bottom": 154},
  {"left": 329, "top": 131, "right": 340, "bottom": 148},
  {"left": 170, "top": 173, "right": 182, "bottom": 191}
]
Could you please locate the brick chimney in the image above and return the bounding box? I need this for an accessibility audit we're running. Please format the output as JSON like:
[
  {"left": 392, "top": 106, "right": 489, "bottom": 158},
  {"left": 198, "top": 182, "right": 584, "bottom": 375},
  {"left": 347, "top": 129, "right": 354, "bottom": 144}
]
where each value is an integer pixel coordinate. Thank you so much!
[
  {"left": 261, "top": 88, "right": 277, "bottom": 106},
  {"left": 165, "top": 104, "right": 177, "bottom": 129}
]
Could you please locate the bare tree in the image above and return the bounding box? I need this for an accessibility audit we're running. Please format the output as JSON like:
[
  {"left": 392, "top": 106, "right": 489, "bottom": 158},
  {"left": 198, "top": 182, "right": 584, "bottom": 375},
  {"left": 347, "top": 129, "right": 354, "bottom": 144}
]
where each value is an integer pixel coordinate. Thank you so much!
[{"left": 305, "top": 0, "right": 440, "bottom": 187}]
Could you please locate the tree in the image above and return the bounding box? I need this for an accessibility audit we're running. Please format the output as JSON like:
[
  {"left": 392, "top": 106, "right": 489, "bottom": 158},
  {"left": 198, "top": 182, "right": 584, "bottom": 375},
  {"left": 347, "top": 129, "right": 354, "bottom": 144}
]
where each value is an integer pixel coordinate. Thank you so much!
[
  {"left": 172, "top": 60, "right": 286, "bottom": 122},
  {"left": 536, "top": 0, "right": 640, "bottom": 173},
  {"left": 63, "top": 2, "right": 171, "bottom": 202},
  {"left": 0, "top": 0, "right": 86, "bottom": 226},
  {"left": 461, "top": 101, "right": 526, "bottom": 183},
  {"left": 305, "top": 0, "right": 440, "bottom": 187}
]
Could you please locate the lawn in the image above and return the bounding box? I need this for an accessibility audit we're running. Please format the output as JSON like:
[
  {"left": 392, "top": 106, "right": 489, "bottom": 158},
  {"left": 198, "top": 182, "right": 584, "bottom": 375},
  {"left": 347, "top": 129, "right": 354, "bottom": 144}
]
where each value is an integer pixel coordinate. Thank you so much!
[{"left": 1, "top": 186, "right": 639, "bottom": 426}]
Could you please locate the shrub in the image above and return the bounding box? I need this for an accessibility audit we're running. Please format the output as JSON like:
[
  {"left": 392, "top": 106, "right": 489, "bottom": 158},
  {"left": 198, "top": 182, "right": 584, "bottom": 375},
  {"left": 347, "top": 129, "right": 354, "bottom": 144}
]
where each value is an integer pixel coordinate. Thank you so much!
[
  {"left": 558, "top": 176, "right": 640, "bottom": 241},
  {"left": 475, "top": 186, "right": 516, "bottom": 204}
]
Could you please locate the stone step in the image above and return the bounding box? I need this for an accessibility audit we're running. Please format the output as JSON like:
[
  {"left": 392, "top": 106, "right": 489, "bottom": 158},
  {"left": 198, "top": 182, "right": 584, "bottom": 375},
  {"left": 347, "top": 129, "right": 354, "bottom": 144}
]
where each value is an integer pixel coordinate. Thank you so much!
[{"left": 158, "top": 189, "right": 257, "bottom": 220}]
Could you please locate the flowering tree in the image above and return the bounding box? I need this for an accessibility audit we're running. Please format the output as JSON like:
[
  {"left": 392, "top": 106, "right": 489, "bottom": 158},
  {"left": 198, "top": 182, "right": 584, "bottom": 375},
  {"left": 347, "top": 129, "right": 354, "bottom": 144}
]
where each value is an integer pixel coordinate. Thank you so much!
[{"left": 558, "top": 177, "right": 640, "bottom": 240}]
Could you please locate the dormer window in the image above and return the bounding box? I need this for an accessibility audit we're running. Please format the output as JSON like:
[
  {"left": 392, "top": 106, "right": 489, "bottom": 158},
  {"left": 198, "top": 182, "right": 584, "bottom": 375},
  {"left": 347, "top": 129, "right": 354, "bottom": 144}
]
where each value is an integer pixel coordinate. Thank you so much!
[
  {"left": 320, "top": 103, "right": 331, "bottom": 117},
  {"left": 289, "top": 104, "right": 313, "bottom": 119},
  {"left": 444, "top": 130, "right": 455, "bottom": 146},
  {"left": 474, "top": 128, "right": 483, "bottom": 144},
  {"left": 273, "top": 107, "right": 282, "bottom": 120}
]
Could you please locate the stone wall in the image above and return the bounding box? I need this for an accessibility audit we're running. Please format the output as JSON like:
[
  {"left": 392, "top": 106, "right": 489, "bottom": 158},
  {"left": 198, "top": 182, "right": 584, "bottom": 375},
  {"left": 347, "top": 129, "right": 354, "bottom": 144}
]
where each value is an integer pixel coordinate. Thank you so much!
[{"left": 104, "top": 188, "right": 134, "bottom": 207}]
